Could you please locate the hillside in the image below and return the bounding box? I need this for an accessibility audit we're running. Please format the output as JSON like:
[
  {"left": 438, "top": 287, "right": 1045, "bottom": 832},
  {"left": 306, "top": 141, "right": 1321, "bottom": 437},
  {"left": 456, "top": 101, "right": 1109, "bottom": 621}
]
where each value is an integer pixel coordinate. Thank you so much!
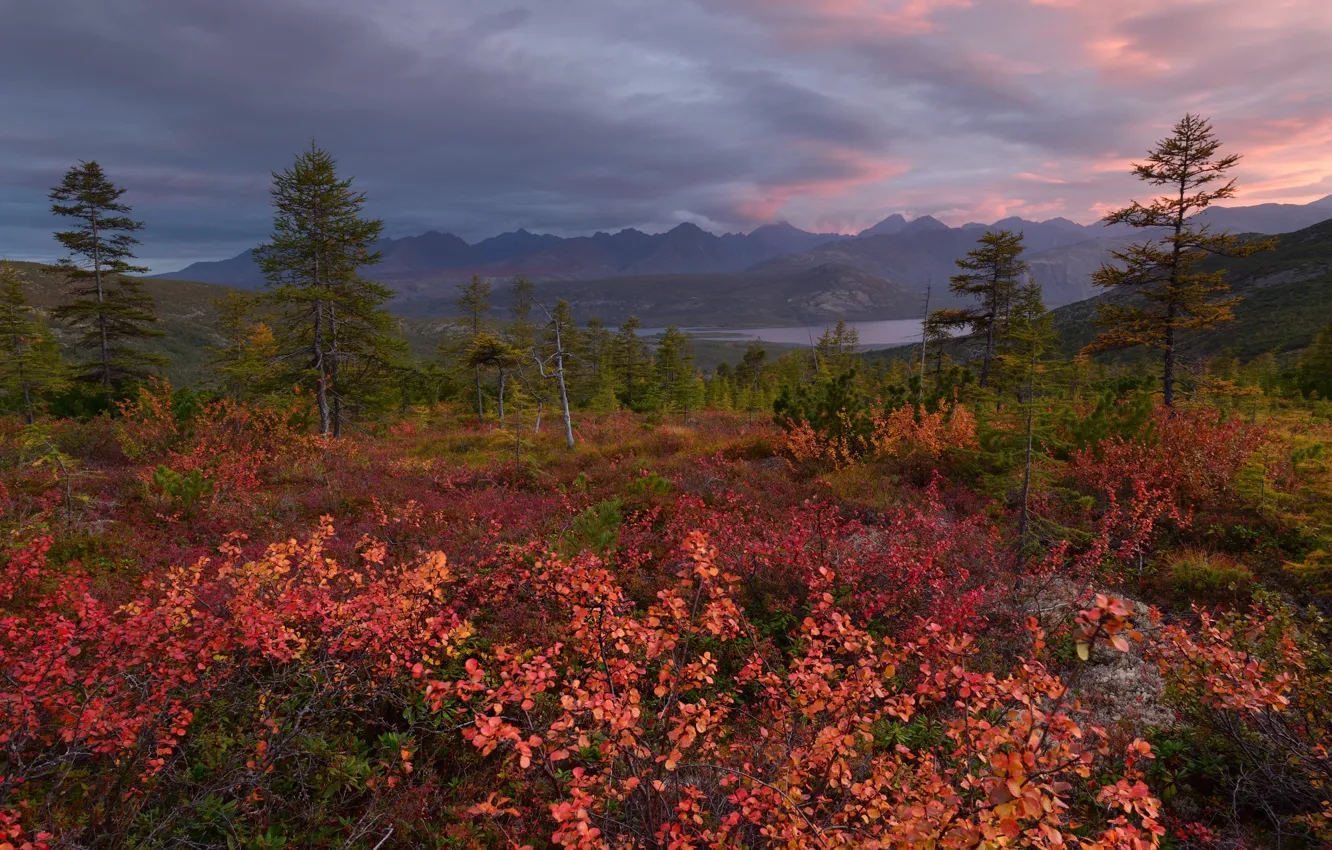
[
  {"left": 8, "top": 261, "right": 240, "bottom": 386},
  {"left": 1051, "top": 218, "right": 1332, "bottom": 361},
  {"left": 8, "top": 262, "right": 778, "bottom": 382},
  {"left": 750, "top": 222, "right": 1132, "bottom": 307},
  {"left": 389, "top": 262, "right": 923, "bottom": 326}
]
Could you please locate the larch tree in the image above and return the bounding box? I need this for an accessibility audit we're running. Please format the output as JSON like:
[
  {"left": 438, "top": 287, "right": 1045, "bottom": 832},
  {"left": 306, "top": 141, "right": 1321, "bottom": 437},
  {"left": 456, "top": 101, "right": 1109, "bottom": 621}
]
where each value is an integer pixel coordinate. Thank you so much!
[
  {"left": 923, "top": 308, "right": 967, "bottom": 385},
  {"left": 945, "top": 229, "right": 1027, "bottom": 389},
  {"left": 1085, "top": 114, "right": 1274, "bottom": 407},
  {"left": 255, "top": 143, "right": 401, "bottom": 436},
  {"left": 207, "top": 292, "right": 286, "bottom": 402},
  {"left": 49, "top": 161, "right": 164, "bottom": 395},
  {"left": 814, "top": 320, "right": 860, "bottom": 376},
  {"left": 465, "top": 331, "right": 522, "bottom": 422},
  {"left": 0, "top": 262, "right": 66, "bottom": 424}
]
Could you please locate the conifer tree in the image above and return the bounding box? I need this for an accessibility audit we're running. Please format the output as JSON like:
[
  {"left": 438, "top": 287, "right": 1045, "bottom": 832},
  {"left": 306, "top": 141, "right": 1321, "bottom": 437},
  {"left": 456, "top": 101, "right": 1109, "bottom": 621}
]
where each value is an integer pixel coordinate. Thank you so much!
[
  {"left": 923, "top": 309, "right": 965, "bottom": 385},
  {"left": 583, "top": 318, "right": 620, "bottom": 411},
  {"left": 945, "top": 229, "right": 1026, "bottom": 388},
  {"left": 0, "top": 262, "right": 66, "bottom": 423},
  {"left": 614, "top": 316, "right": 650, "bottom": 411},
  {"left": 49, "top": 161, "right": 164, "bottom": 394},
  {"left": 814, "top": 320, "right": 860, "bottom": 375},
  {"left": 994, "top": 278, "right": 1060, "bottom": 555},
  {"left": 1085, "top": 114, "right": 1274, "bottom": 406},
  {"left": 653, "top": 325, "right": 696, "bottom": 417},
  {"left": 208, "top": 292, "right": 286, "bottom": 401},
  {"left": 706, "top": 363, "right": 734, "bottom": 411},
  {"left": 255, "top": 144, "right": 402, "bottom": 436},
  {"left": 448, "top": 274, "right": 493, "bottom": 419},
  {"left": 501, "top": 277, "right": 538, "bottom": 417},
  {"left": 466, "top": 331, "right": 522, "bottom": 421}
]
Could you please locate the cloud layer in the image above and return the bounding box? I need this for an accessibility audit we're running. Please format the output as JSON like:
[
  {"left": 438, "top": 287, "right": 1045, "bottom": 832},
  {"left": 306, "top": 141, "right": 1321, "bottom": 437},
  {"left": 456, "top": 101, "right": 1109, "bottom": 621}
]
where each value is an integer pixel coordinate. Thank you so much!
[{"left": 3, "top": 0, "right": 1330, "bottom": 270}]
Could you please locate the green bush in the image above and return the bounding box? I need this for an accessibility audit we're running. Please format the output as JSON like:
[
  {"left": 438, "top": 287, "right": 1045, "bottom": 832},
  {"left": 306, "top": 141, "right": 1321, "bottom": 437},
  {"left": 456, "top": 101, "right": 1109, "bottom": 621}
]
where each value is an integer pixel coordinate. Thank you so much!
[
  {"left": 560, "top": 498, "right": 623, "bottom": 556},
  {"left": 151, "top": 464, "right": 214, "bottom": 515},
  {"left": 1166, "top": 548, "right": 1253, "bottom": 603}
]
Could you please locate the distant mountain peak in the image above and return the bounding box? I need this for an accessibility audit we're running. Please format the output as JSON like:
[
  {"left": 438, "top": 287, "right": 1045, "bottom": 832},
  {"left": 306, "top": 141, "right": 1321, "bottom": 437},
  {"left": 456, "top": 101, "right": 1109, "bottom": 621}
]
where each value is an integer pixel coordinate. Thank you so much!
[
  {"left": 899, "top": 215, "right": 949, "bottom": 234},
  {"left": 858, "top": 213, "right": 908, "bottom": 238},
  {"left": 668, "top": 221, "right": 707, "bottom": 233},
  {"left": 1312, "top": 194, "right": 1332, "bottom": 209}
]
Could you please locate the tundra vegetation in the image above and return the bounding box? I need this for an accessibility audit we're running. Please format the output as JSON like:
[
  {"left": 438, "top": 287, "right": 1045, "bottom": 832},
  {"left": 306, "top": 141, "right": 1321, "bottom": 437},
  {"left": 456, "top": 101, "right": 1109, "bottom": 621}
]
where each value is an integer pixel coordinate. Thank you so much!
[{"left": 2, "top": 121, "right": 1331, "bottom": 849}]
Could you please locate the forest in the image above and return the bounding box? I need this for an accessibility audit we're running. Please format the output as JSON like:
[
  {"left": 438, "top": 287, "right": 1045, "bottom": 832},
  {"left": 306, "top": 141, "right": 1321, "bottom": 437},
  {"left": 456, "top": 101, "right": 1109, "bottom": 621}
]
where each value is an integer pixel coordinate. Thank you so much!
[{"left": 2, "top": 116, "right": 1331, "bottom": 850}]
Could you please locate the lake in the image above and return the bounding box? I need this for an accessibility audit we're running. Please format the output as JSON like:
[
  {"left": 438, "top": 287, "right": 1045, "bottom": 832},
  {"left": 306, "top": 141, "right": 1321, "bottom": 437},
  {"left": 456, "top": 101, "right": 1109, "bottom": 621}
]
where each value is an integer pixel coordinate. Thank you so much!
[{"left": 639, "top": 318, "right": 927, "bottom": 349}]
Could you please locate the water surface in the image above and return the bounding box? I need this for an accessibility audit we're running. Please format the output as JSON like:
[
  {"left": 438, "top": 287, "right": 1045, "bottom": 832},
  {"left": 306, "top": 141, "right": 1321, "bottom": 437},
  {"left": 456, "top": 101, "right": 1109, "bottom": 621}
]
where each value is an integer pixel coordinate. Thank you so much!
[{"left": 640, "top": 319, "right": 927, "bottom": 349}]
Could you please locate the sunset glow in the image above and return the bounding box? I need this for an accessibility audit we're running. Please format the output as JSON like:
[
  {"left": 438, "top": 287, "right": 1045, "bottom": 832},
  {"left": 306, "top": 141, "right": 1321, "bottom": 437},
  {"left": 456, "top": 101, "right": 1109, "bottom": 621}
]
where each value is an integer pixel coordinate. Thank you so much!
[{"left": 2, "top": 0, "right": 1330, "bottom": 267}]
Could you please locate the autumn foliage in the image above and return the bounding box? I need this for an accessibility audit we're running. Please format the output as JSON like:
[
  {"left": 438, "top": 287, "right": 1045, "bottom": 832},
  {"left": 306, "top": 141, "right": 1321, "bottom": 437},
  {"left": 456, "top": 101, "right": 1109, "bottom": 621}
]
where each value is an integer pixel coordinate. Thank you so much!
[{"left": 1, "top": 384, "right": 1327, "bottom": 848}]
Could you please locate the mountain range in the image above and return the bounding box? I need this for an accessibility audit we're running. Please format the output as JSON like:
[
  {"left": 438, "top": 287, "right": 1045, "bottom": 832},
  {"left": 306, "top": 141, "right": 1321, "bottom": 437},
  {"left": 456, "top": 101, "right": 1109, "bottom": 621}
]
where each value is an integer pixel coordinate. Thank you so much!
[{"left": 156, "top": 195, "right": 1332, "bottom": 320}]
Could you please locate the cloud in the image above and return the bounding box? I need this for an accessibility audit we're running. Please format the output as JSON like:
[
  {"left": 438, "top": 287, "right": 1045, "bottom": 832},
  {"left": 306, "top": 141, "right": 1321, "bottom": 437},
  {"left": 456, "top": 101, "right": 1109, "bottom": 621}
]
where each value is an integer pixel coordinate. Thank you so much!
[{"left": 1, "top": 0, "right": 1329, "bottom": 270}]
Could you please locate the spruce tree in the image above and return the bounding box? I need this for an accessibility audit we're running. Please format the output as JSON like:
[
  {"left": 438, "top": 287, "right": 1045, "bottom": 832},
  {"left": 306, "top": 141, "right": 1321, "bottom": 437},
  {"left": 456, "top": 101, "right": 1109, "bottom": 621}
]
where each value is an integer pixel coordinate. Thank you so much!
[
  {"left": 0, "top": 262, "right": 66, "bottom": 423},
  {"left": 1085, "top": 114, "right": 1274, "bottom": 406},
  {"left": 946, "top": 229, "right": 1027, "bottom": 388},
  {"left": 993, "top": 278, "right": 1060, "bottom": 556},
  {"left": 614, "top": 316, "right": 650, "bottom": 411},
  {"left": 255, "top": 144, "right": 402, "bottom": 436},
  {"left": 734, "top": 342, "right": 768, "bottom": 419},
  {"left": 448, "top": 274, "right": 493, "bottom": 420},
  {"left": 502, "top": 276, "right": 538, "bottom": 418},
  {"left": 49, "top": 161, "right": 164, "bottom": 394},
  {"left": 653, "top": 325, "right": 696, "bottom": 416},
  {"left": 582, "top": 318, "right": 620, "bottom": 411}
]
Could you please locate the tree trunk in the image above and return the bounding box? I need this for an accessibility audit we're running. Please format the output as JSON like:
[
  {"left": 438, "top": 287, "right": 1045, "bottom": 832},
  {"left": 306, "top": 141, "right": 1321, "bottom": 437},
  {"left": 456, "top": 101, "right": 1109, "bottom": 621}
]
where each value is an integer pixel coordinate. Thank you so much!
[
  {"left": 498, "top": 371, "right": 507, "bottom": 422},
  {"left": 1017, "top": 382, "right": 1035, "bottom": 556},
  {"left": 1163, "top": 305, "right": 1177, "bottom": 408},
  {"left": 918, "top": 280, "right": 931, "bottom": 402},
  {"left": 475, "top": 369, "right": 484, "bottom": 420},
  {"left": 91, "top": 208, "right": 111, "bottom": 396},
  {"left": 329, "top": 300, "right": 342, "bottom": 438},
  {"left": 314, "top": 309, "right": 330, "bottom": 434},
  {"left": 980, "top": 313, "right": 995, "bottom": 389},
  {"left": 313, "top": 295, "right": 330, "bottom": 435},
  {"left": 557, "top": 363, "right": 575, "bottom": 449},
  {"left": 1164, "top": 172, "right": 1187, "bottom": 408}
]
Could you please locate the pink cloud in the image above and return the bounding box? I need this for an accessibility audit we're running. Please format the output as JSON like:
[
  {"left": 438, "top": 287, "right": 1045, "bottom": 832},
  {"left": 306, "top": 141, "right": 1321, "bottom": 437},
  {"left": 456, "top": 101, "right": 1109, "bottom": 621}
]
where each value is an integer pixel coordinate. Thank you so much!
[{"left": 735, "top": 149, "right": 912, "bottom": 222}]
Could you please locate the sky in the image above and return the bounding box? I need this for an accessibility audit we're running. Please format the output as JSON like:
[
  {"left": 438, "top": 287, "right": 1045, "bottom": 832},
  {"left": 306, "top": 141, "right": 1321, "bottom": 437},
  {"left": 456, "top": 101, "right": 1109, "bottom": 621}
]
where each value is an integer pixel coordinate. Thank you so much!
[{"left": 3, "top": 0, "right": 1332, "bottom": 272}]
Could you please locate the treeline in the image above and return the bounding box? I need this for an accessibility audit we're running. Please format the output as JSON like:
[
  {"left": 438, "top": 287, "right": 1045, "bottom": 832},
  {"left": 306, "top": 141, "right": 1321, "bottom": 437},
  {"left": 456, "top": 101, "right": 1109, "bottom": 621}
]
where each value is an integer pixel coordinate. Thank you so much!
[{"left": 3, "top": 116, "right": 1332, "bottom": 436}]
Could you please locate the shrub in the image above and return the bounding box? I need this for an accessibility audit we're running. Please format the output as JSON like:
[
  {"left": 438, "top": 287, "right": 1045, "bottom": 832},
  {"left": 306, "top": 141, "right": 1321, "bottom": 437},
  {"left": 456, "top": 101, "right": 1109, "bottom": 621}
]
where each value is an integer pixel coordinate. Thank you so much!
[
  {"left": 150, "top": 464, "right": 214, "bottom": 516},
  {"left": 560, "top": 497, "right": 623, "bottom": 556},
  {"left": 1166, "top": 548, "right": 1254, "bottom": 604}
]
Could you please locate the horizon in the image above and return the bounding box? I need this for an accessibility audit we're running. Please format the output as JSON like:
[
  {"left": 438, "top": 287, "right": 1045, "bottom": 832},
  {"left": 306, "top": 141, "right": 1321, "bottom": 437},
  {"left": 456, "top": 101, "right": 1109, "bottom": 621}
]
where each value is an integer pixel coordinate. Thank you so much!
[{"left": 4, "top": 0, "right": 1332, "bottom": 271}]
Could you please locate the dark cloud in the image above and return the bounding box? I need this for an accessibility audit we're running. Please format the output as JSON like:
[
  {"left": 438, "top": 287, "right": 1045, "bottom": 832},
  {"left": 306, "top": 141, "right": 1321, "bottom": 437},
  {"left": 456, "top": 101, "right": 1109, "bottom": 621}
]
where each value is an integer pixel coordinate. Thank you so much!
[{"left": 2, "top": 0, "right": 1329, "bottom": 271}]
